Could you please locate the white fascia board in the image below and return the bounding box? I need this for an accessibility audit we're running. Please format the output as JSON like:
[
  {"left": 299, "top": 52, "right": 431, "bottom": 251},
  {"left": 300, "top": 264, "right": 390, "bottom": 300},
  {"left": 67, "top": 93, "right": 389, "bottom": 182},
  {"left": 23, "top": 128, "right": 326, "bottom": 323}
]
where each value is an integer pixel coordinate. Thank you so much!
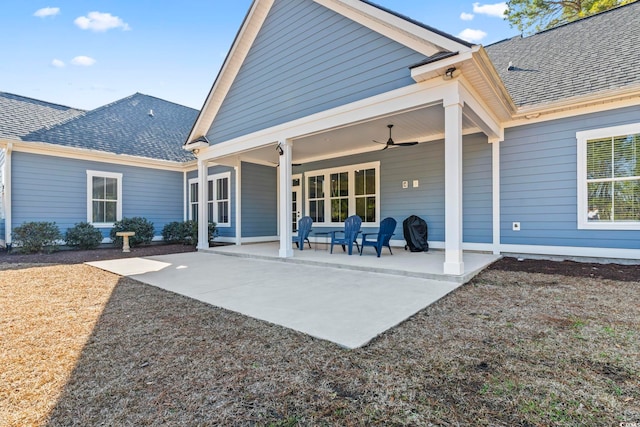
[
  {"left": 505, "top": 86, "right": 640, "bottom": 128},
  {"left": 8, "top": 140, "right": 193, "bottom": 172},
  {"left": 410, "top": 51, "right": 473, "bottom": 82},
  {"left": 459, "top": 78, "right": 503, "bottom": 141},
  {"left": 187, "top": 0, "right": 275, "bottom": 143},
  {"left": 315, "top": 0, "right": 472, "bottom": 56},
  {"left": 198, "top": 79, "right": 456, "bottom": 162}
]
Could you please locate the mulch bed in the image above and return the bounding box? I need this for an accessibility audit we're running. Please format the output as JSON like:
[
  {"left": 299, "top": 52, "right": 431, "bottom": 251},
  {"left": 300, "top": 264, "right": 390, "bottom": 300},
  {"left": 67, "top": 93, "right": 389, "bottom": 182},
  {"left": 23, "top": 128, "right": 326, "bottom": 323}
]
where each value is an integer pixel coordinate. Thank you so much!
[
  {"left": 0, "top": 243, "right": 197, "bottom": 265},
  {"left": 488, "top": 256, "right": 640, "bottom": 282}
]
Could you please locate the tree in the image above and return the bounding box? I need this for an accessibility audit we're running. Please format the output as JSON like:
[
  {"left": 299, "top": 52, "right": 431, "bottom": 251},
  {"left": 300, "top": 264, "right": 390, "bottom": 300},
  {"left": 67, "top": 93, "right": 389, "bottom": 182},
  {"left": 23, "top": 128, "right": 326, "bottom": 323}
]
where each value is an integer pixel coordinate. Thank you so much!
[{"left": 505, "top": 0, "right": 637, "bottom": 34}]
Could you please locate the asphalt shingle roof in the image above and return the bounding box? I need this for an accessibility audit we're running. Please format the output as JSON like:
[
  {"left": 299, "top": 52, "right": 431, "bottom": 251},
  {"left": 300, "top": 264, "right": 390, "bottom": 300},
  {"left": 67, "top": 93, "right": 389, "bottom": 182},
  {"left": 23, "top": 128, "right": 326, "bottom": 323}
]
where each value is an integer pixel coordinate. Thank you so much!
[
  {"left": 0, "top": 92, "right": 85, "bottom": 140},
  {"left": 485, "top": 1, "right": 640, "bottom": 108},
  {"left": 25, "top": 93, "right": 198, "bottom": 162}
]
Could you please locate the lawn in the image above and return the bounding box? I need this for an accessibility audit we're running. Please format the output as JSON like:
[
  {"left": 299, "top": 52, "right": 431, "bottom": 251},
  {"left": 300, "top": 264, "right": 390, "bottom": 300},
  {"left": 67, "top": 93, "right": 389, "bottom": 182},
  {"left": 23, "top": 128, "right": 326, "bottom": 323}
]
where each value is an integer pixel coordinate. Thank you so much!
[{"left": 1, "top": 258, "right": 638, "bottom": 426}]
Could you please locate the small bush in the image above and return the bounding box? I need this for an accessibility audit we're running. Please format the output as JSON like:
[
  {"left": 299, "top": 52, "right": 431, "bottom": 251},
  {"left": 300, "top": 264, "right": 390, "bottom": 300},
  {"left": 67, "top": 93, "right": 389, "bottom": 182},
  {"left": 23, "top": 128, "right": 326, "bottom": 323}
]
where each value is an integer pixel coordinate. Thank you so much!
[
  {"left": 12, "top": 221, "right": 62, "bottom": 254},
  {"left": 110, "top": 217, "right": 155, "bottom": 247},
  {"left": 161, "top": 220, "right": 216, "bottom": 246},
  {"left": 65, "top": 222, "right": 104, "bottom": 250}
]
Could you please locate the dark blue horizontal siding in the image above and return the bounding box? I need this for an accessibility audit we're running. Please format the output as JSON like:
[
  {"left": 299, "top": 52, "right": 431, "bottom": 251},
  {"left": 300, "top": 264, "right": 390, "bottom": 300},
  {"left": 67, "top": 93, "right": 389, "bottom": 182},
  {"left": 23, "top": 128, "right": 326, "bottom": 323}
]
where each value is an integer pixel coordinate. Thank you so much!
[
  {"left": 207, "top": 0, "right": 425, "bottom": 144},
  {"left": 501, "top": 105, "right": 640, "bottom": 249},
  {"left": 241, "top": 162, "right": 277, "bottom": 237},
  {"left": 12, "top": 152, "right": 184, "bottom": 239}
]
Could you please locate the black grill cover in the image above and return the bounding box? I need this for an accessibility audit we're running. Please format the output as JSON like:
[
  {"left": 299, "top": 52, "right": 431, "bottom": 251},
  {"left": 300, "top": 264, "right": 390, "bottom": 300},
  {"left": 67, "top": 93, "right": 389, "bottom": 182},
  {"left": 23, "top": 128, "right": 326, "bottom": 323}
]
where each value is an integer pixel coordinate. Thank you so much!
[{"left": 403, "top": 215, "right": 429, "bottom": 252}]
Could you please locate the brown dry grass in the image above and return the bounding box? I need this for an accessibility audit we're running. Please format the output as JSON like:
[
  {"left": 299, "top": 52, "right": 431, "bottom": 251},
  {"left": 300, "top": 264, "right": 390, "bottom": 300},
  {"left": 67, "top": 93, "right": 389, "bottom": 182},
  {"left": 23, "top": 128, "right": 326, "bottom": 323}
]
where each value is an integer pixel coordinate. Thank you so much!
[{"left": 1, "top": 262, "right": 639, "bottom": 426}]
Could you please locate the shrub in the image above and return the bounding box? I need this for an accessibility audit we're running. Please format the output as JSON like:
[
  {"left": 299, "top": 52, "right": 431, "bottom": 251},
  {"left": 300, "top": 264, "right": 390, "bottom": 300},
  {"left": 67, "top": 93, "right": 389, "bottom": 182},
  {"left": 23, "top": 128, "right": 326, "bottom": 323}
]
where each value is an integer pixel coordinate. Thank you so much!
[
  {"left": 12, "top": 221, "right": 62, "bottom": 254},
  {"left": 110, "top": 217, "right": 155, "bottom": 247},
  {"left": 161, "top": 220, "right": 216, "bottom": 246},
  {"left": 65, "top": 222, "right": 104, "bottom": 250},
  {"left": 161, "top": 221, "right": 185, "bottom": 244}
]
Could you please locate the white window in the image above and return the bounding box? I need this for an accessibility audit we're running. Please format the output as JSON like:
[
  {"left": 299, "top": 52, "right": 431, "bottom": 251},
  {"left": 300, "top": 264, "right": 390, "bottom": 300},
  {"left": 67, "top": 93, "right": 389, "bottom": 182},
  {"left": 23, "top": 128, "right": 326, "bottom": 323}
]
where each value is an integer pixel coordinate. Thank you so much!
[
  {"left": 87, "top": 170, "right": 122, "bottom": 227},
  {"left": 305, "top": 161, "right": 380, "bottom": 226},
  {"left": 577, "top": 123, "right": 640, "bottom": 230},
  {"left": 188, "top": 172, "right": 231, "bottom": 227}
]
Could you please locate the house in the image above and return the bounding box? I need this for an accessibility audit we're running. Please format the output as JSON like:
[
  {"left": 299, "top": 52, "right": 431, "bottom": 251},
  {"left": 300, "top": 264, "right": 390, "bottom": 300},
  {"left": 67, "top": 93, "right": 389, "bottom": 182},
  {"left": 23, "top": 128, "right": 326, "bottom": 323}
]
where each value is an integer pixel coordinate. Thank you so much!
[
  {"left": 183, "top": 0, "right": 640, "bottom": 273},
  {"left": 0, "top": 92, "right": 199, "bottom": 246}
]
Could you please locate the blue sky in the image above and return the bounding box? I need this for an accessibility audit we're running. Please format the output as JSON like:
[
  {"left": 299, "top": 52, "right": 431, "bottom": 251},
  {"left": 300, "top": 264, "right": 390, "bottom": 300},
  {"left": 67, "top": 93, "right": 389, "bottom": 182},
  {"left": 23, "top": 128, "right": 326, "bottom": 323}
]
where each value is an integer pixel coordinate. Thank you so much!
[{"left": 1, "top": 1, "right": 518, "bottom": 111}]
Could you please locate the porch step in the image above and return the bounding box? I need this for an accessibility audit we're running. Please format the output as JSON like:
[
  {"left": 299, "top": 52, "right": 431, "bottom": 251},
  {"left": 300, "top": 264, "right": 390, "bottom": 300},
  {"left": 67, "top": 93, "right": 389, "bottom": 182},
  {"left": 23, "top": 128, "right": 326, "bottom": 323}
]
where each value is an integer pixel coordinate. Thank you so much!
[{"left": 199, "top": 246, "right": 492, "bottom": 284}]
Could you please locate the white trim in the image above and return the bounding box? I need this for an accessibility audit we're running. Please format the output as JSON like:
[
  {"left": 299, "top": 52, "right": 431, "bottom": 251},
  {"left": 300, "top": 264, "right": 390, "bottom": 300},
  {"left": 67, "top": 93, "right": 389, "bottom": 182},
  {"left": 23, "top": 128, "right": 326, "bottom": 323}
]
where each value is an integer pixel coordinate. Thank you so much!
[
  {"left": 314, "top": 0, "right": 471, "bottom": 56},
  {"left": 86, "top": 170, "right": 123, "bottom": 227},
  {"left": 411, "top": 51, "right": 474, "bottom": 82},
  {"left": 304, "top": 161, "right": 381, "bottom": 227},
  {"left": 4, "top": 139, "right": 193, "bottom": 172},
  {"left": 183, "top": 171, "right": 188, "bottom": 221},
  {"left": 198, "top": 80, "right": 457, "bottom": 162},
  {"left": 278, "top": 140, "right": 294, "bottom": 258},
  {"left": 215, "top": 235, "right": 279, "bottom": 244},
  {"left": 4, "top": 143, "right": 12, "bottom": 245},
  {"left": 504, "top": 88, "right": 640, "bottom": 128},
  {"left": 491, "top": 140, "right": 501, "bottom": 255},
  {"left": 197, "top": 160, "right": 209, "bottom": 250},
  {"left": 188, "top": 171, "right": 232, "bottom": 227},
  {"left": 188, "top": 177, "right": 199, "bottom": 221},
  {"left": 576, "top": 122, "right": 640, "bottom": 230},
  {"left": 210, "top": 171, "right": 231, "bottom": 227},
  {"left": 187, "top": 0, "right": 275, "bottom": 142},
  {"left": 443, "top": 91, "right": 464, "bottom": 275},
  {"left": 500, "top": 244, "right": 640, "bottom": 261},
  {"left": 235, "top": 162, "right": 242, "bottom": 246}
]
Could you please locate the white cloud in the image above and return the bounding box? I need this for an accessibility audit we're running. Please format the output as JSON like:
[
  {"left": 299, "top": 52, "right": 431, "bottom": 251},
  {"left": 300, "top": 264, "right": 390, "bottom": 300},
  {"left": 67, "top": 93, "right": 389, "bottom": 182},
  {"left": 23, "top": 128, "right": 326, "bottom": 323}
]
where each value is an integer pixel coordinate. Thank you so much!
[
  {"left": 457, "top": 28, "right": 488, "bottom": 43},
  {"left": 71, "top": 56, "right": 96, "bottom": 66},
  {"left": 74, "top": 11, "right": 130, "bottom": 32},
  {"left": 460, "top": 12, "right": 474, "bottom": 21},
  {"left": 34, "top": 7, "right": 60, "bottom": 18},
  {"left": 472, "top": 2, "right": 508, "bottom": 18},
  {"left": 51, "top": 59, "right": 65, "bottom": 68}
]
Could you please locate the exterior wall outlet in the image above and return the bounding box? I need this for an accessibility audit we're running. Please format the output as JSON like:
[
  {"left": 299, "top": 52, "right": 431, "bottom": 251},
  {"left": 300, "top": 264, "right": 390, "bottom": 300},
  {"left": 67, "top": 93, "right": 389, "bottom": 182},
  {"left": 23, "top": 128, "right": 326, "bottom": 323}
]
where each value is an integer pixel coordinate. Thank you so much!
[
  {"left": 402, "top": 180, "right": 408, "bottom": 189},
  {"left": 413, "top": 180, "right": 419, "bottom": 188},
  {"left": 512, "top": 222, "right": 521, "bottom": 231}
]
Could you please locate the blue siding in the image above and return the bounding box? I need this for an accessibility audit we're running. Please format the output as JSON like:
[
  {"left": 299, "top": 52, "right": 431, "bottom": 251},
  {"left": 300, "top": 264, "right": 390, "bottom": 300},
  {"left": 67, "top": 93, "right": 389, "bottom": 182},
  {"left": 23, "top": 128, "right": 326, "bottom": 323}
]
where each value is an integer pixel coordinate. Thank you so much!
[
  {"left": 207, "top": 0, "right": 425, "bottom": 144},
  {"left": 293, "top": 133, "right": 493, "bottom": 243},
  {"left": 12, "top": 152, "right": 184, "bottom": 239},
  {"left": 241, "top": 162, "right": 277, "bottom": 237},
  {"left": 501, "top": 105, "right": 640, "bottom": 249}
]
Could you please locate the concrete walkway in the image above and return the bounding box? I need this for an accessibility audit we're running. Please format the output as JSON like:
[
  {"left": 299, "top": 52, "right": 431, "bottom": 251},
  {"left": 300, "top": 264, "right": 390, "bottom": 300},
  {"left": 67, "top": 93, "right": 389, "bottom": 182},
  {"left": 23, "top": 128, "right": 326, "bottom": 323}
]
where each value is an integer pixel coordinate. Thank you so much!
[{"left": 88, "top": 252, "right": 466, "bottom": 349}]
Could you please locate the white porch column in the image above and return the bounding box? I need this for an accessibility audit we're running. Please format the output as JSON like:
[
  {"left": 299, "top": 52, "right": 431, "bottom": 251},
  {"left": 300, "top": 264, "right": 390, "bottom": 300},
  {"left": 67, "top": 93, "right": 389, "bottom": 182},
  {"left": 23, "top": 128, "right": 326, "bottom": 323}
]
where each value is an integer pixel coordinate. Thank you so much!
[
  {"left": 4, "top": 143, "right": 12, "bottom": 246},
  {"left": 491, "top": 139, "right": 501, "bottom": 255},
  {"left": 278, "top": 140, "right": 293, "bottom": 258},
  {"left": 443, "top": 93, "right": 464, "bottom": 275},
  {"left": 196, "top": 159, "right": 209, "bottom": 250},
  {"left": 234, "top": 161, "right": 242, "bottom": 246}
]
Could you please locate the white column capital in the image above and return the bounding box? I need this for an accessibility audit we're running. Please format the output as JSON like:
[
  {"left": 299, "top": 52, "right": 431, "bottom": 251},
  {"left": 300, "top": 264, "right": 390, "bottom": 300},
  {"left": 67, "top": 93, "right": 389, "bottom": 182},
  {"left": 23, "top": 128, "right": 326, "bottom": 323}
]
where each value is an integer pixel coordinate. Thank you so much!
[{"left": 442, "top": 82, "right": 464, "bottom": 109}]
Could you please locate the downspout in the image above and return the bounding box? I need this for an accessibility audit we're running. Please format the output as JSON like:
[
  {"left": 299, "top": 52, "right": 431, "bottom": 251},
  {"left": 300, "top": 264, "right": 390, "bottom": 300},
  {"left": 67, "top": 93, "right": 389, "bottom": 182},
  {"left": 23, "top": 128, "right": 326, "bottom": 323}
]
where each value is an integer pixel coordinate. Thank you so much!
[{"left": 5, "top": 142, "right": 12, "bottom": 246}]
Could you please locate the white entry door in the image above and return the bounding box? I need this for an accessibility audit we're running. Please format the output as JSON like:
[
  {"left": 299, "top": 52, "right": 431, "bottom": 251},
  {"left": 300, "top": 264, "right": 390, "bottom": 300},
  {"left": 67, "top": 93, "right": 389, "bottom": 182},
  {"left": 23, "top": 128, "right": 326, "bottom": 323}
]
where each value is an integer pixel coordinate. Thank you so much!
[{"left": 292, "top": 174, "right": 302, "bottom": 233}]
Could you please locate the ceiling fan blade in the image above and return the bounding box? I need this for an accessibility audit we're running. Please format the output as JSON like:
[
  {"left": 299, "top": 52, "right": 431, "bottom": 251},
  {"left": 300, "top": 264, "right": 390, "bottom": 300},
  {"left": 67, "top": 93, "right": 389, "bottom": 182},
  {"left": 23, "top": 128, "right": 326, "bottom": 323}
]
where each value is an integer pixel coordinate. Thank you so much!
[
  {"left": 396, "top": 141, "right": 419, "bottom": 146},
  {"left": 373, "top": 139, "right": 386, "bottom": 145},
  {"left": 381, "top": 144, "right": 388, "bottom": 150}
]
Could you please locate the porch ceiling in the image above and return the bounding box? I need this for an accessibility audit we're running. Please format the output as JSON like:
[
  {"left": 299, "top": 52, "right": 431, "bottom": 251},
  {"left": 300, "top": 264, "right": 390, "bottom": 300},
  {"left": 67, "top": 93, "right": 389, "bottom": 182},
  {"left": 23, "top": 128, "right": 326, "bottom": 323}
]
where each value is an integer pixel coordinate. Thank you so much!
[{"left": 228, "top": 103, "right": 480, "bottom": 167}]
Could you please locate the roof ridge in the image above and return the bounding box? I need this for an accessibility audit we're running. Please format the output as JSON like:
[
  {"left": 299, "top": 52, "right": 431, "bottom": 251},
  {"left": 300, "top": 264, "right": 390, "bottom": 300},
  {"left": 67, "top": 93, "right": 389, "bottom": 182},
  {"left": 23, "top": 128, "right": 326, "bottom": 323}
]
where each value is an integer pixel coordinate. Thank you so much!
[{"left": 133, "top": 92, "right": 199, "bottom": 111}]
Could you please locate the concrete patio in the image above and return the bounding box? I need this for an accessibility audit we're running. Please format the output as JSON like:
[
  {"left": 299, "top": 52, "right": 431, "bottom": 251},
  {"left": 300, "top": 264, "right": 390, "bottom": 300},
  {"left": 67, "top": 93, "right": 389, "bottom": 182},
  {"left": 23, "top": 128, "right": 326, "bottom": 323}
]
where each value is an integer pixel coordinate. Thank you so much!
[{"left": 87, "top": 246, "right": 498, "bottom": 349}]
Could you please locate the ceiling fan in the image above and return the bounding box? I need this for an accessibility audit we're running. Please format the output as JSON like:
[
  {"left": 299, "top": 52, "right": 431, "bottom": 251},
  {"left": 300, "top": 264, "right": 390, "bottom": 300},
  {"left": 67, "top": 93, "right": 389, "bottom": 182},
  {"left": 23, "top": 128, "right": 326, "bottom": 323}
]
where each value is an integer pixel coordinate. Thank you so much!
[{"left": 374, "top": 124, "right": 419, "bottom": 150}]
